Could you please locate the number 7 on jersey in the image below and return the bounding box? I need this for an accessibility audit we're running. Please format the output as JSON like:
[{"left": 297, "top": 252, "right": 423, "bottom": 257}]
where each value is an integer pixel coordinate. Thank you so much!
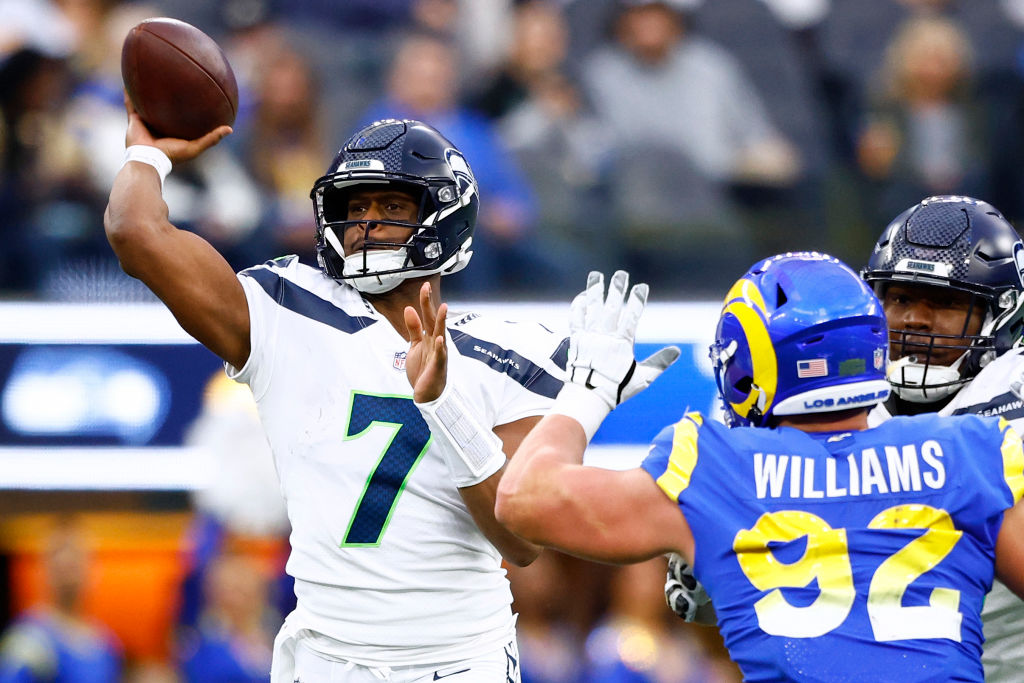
[{"left": 341, "top": 392, "right": 432, "bottom": 546}]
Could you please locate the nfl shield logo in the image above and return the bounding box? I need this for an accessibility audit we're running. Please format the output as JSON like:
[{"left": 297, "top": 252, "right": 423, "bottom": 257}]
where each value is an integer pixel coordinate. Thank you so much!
[
  {"left": 393, "top": 351, "right": 407, "bottom": 371},
  {"left": 874, "top": 347, "right": 885, "bottom": 370}
]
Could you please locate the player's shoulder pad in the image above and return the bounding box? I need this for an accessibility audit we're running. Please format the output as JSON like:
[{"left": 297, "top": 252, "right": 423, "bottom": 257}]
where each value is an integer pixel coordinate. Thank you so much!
[
  {"left": 929, "top": 411, "right": 1004, "bottom": 441},
  {"left": 240, "top": 254, "right": 312, "bottom": 281},
  {"left": 651, "top": 411, "right": 706, "bottom": 450},
  {"left": 446, "top": 308, "right": 568, "bottom": 369},
  {"left": 999, "top": 349, "right": 1024, "bottom": 400},
  {"left": 239, "top": 255, "right": 352, "bottom": 303},
  {"left": 244, "top": 254, "right": 300, "bottom": 273},
  {"left": 643, "top": 412, "right": 708, "bottom": 499}
]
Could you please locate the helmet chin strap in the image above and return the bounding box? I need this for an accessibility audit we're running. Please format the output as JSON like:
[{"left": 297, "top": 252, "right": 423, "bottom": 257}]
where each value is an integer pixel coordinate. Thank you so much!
[{"left": 887, "top": 353, "right": 969, "bottom": 403}]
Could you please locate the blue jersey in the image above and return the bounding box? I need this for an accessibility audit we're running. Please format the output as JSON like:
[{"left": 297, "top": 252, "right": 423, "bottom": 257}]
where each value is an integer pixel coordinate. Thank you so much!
[
  {"left": 0, "top": 610, "right": 122, "bottom": 683},
  {"left": 641, "top": 413, "right": 1024, "bottom": 683}
]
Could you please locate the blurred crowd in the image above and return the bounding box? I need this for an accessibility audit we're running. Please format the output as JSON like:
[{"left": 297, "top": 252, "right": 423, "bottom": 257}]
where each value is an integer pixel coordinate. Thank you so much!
[
  {"left": 4, "top": 0, "right": 1024, "bottom": 300},
  {"left": 0, "top": 518, "right": 741, "bottom": 683}
]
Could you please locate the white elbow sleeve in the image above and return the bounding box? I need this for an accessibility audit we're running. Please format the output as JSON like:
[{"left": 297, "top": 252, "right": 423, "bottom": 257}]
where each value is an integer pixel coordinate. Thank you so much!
[{"left": 416, "top": 385, "right": 507, "bottom": 488}]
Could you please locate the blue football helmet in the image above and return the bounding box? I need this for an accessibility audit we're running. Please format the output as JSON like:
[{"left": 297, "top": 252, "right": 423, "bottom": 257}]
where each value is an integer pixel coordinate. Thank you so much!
[
  {"left": 713, "top": 252, "right": 890, "bottom": 427},
  {"left": 862, "top": 195, "right": 1024, "bottom": 402},
  {"left": 311, "top": 119, "right": 479, "bottom": 294}
]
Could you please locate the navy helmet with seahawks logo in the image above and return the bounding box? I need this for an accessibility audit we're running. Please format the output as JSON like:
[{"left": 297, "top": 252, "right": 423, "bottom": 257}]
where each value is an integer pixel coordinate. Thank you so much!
[
  {"left": 713, "top": 252, "right": 890, "bottom": 428},
  {"left": 311, "top": 119, "right": 479, "bottom": 294},
  {"left": 862, "top": 195, "right": 1024, "bottom": 402}
]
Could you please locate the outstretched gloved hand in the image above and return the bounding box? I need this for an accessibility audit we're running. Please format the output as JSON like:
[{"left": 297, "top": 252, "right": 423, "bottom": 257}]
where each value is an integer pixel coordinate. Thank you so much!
[{"left": 552, "top": 270, "right": 680, "bottom": 441}]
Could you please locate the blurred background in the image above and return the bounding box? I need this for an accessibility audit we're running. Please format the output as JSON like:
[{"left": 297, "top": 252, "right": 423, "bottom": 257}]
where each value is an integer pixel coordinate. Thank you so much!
[{"left": 2, "top": 0, "right": 1024, "bottom": 680}]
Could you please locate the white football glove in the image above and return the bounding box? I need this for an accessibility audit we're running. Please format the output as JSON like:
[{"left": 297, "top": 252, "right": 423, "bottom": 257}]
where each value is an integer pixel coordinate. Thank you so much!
[
  {"left": 551, "top": 270, "right": 680, "bottom": 440},
  {"left": 664, "top": 552, "right": 710, "bottom": 622}
]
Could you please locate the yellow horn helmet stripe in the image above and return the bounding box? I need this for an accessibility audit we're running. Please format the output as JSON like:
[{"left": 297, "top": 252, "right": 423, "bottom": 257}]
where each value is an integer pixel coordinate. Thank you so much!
[
  {"left": 722, "top": 284, "right": 777, "bottom": 419},
  {"left": 722, "top": 277, "right": 768, "bottom": 314}
]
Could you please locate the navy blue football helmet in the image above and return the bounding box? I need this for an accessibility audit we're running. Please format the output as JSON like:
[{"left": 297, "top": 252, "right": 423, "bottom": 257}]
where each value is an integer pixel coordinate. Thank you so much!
[
  {"left": 862, "top": 195, "right": 1024, "bottom": 401},
  {"left": 311, "top": 119, "right": 479, "bottom": 293},
  {"left": 713, "top": 252, "right": 890, "bottom": 427}
]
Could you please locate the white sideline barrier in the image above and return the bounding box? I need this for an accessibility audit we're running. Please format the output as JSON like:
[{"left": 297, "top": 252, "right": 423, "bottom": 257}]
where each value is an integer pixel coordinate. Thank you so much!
[{"left": 0, "top": 301, "right": 718, "bottom": 489}]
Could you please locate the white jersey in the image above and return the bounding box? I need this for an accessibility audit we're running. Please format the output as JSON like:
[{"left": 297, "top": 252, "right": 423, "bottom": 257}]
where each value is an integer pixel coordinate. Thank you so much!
[
  {"left": 227, "top": 256, "right": 566, "bottom": 667},
  {"left": 870, "top": 349, "right": 1024, "bottom": 682}
]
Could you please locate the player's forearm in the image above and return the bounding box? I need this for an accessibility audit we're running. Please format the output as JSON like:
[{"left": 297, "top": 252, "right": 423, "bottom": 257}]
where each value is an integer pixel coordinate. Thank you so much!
[
  {"left": 458, "top": 474, "right": 541, "bottom": 566},
  {"left": 495, "top": 414, "right": 587, "bottom": 541},
  {"left": 104, "top": 162, "right": 173, "bottom": 277}
]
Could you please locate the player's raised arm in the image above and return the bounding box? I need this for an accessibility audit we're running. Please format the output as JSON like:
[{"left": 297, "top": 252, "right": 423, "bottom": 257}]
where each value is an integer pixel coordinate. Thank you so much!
[
  {"left": 104, "top": 99, "right": 250, "bottom": 369},
  {"left": 405, "top": 282, "right": 541, "bottom": 566},
  {"left": 496, "top": 271, "right": 687, "bottom": 563}
]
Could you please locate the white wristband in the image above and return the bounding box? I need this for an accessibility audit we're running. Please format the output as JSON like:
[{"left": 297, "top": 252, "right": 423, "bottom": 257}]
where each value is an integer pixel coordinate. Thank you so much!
[
  {"left": 550, "top": 382, "right": 611, "bottom": 443},
  {"left": 417, "top": 385, "right": 507, "bottom": 488},
  {"left": 121, "top": 145, "right": 172, "bottom": 186}
]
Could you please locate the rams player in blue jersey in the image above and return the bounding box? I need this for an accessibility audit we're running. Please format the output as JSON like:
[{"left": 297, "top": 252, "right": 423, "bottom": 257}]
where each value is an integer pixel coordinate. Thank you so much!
[
  {"left": 664, "top": 195, "right": 1024, "bottom": 676},
  {"left": 494, "top": 254, "right": 1024, "bottom": 682}
]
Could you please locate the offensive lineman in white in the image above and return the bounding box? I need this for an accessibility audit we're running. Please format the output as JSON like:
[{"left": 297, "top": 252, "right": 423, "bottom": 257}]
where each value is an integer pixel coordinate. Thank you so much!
[
  {"left": 862, "top": 195, "right": 1024, "bottom": 682},
  {"left": 105, "top": 112, "right": 565, "bottom": 681}
]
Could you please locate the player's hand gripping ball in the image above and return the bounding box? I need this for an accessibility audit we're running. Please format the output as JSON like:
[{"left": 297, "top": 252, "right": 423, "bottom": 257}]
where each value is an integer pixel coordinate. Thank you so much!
[{"left": 121, "top": 17, "right": 238, "bottom": 140}]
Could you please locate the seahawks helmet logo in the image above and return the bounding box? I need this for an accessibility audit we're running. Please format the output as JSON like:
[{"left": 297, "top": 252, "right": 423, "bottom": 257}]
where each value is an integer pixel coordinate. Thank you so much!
[
  {"left": 1014, "top": 241, "right": 1024, "bottom": 288},
  {"left": 446, "top": 149, "right": 476, "bottom": 196}
]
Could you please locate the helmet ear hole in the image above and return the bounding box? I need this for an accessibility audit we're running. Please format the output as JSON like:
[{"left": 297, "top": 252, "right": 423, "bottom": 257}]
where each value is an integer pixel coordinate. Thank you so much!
[
  {"left": 776, "top": 284, "right": 788, "bottom": 307},
  {"left": 800, "top": 334, "right": 825, "bottom": 348},
  {"left": 734, "top": 376, "right": 753, "bottom": 393}
]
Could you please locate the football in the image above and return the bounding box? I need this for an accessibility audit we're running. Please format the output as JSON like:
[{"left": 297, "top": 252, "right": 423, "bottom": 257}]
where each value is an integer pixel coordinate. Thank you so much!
[{"left": 121, "top": 17, "right": 238, "bottom": 140}]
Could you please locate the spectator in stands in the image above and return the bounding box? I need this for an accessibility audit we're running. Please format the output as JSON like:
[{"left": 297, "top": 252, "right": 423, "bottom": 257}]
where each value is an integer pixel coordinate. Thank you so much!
[
  {"left": 581, "top": 0, "right": 798, "bottom": 292},
  {"left": 233, "top": 31, "right": 328, "bottom": 265},
  {"left": 471, "top": 0, "right": 572, "bottom": 120},
  {"left": 0, "top": 516, "right": 123, "bottom": 682},
  {"left": 492, "top": 1, "right": 613, "bottom": 282},
  {"left": 0, "top": 47, "right": 80, "bottom": 295},
  {"left": 856, "top": 14, "right": 990, "bottom": 225},
  {"left": 176, "top": 552, "right": 278, "bottom": 683},
  {"left": 498, "top": 69, "right": 613, "bottom": 283},
  {"left": 361, "top": 30, "right": 571, "bottom": 295},
  {"left": 505, "top": 552, "right": 585, "bottom": 683},
  {"left": 583, "top": 0, "right": 801, "bottom": 190},
  {"left": 583, "top": 559, "right": 738, "bottom": 682},
  {"left": 408, "top": 0, "right": 514, "bottom": 83},
  {"left": 0, "top": 0, "right": 89, "bottom": 295}
]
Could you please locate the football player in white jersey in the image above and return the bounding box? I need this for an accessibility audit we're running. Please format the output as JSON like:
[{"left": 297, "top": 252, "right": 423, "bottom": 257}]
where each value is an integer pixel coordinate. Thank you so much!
[
  {"left": 105, "top": 108, "right": 567, "bottom": 681},
  {"left": 861, "top": 195, "right": 1024, "bottom": 682}
]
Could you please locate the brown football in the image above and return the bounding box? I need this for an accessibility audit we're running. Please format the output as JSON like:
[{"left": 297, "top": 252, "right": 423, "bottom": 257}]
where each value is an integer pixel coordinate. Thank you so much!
[{"left": 121, "top": 17, "right": 238, "bottom": 140}]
